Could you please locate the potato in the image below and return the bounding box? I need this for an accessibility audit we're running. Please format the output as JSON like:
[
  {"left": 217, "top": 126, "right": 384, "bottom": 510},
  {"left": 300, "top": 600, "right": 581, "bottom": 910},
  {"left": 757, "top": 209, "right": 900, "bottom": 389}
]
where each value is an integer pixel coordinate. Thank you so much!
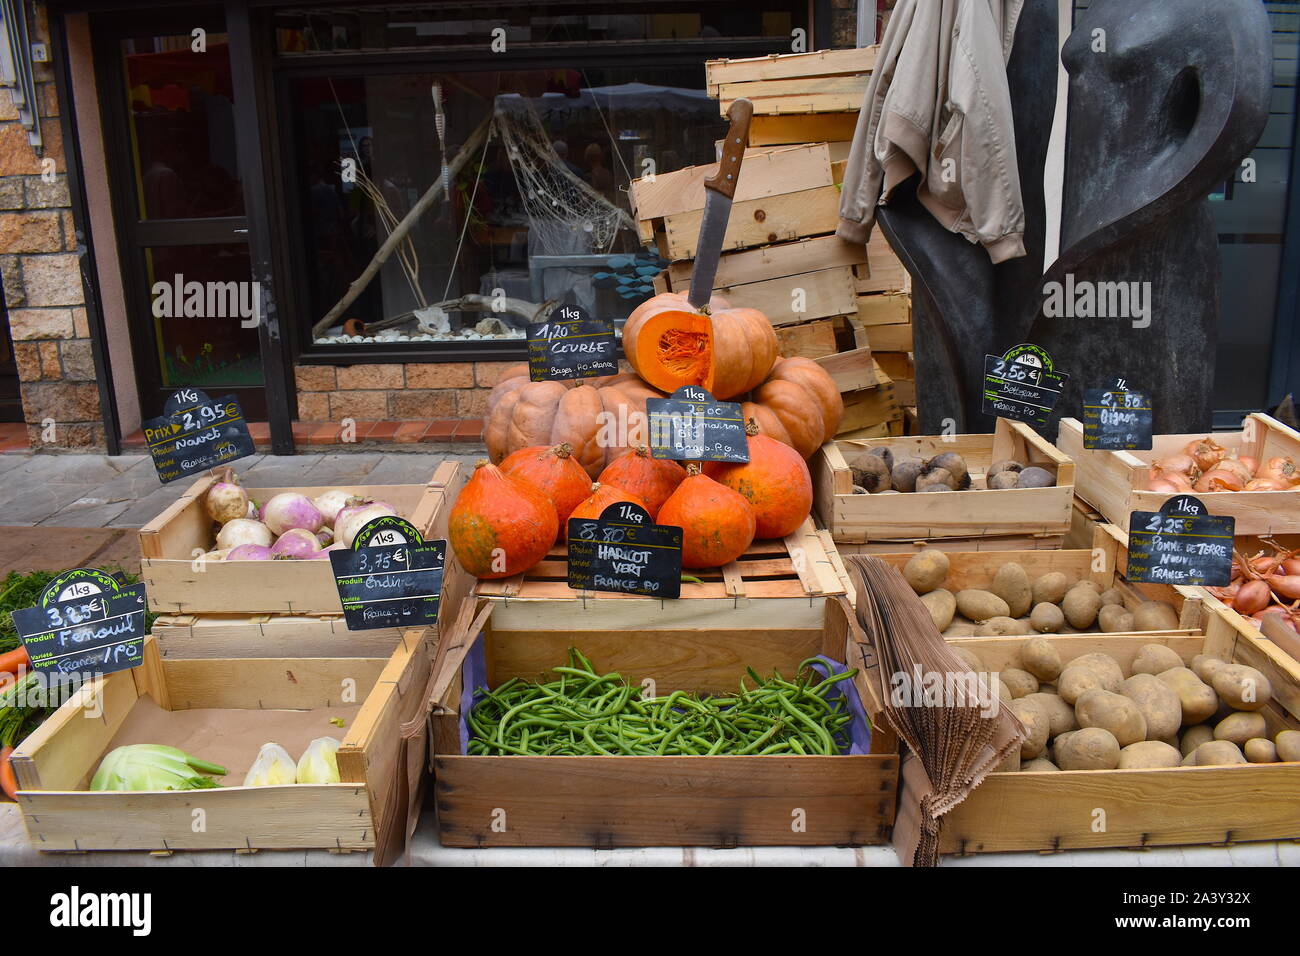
[
  {"left": 1132, "top": 601, "right": 1180, "bottom": 632},
  {"left": 1191, "top": 654, "right": 1227, "bottom": 684},
  {"left": 991, "top": 563, "right": 1032, "bottom": 618},
  {"left": 1030, "top": 571, "right": 1070, "bottom": 606},
  {"left": 1022, "top": 758, "right": 1060, "bottom": 772},
  {"left": 921, "top": 589, "right": 957, "bottom": 631},
  {"left": 1019, "top": 636, "right": 1063, "bottom": 680},
  {"left": 1029, "top": 602, "right": 1065, "bottom": 634},
  {"left": 942, "top": 622, "right": 977, "bottom": 638},
  {"left": 847, "top": 450, "right": 891, "bottom": 492},
  {"left": 1076, "top": 688, "right": 1147, "bottom": 747},
  {"left": 1277, "top": 730, "right": 1300, "bottom": 762},
  {"left": 1057, "top": 727, "right": 1121, "bottom": 770},
  {"left": 1181, "top": 751, "right": 1197, "bottom": 766},
  {"left": 955, "top": 589, "right": 1010, "bottom": 623},
  {"left": 1211, "top": 664, "right": 1272, "bottom": 712},
  {"left": 1057, "top": 654, "right": 1124, "bottom": 704},
  {"left": 976, "top": 616, "right": 1028, "bottom": 637},
  {"left": 1245, "top": 738, "right": 1278, "bottom": 763},
  {"left": 1016, "top": 466, "right": 1055, "bottom": 488},
  {"left": 1008, "top": 697, "right": 1050, "bottom": 759},
  {"left": 1180, "top": 725, "right": 1214, "bottom": 756},
  {"left": 1099, "top": 587, "right": 1126, "bottom": 607},
  {"left": 1157, "top": 667, "right": 1219, "bottom": 725},
  {"left": 1119, "top": 674, "right": 1182, "bottom": 740},
  {"left": 1118, "top": 740, "right": 1182, "bottom": 769},
  {"left": 891, "top": 458, "right": 923, "bottom": 493},
  {"left": 1097, "top": 604, "right": 1136, "bottom": 633},
  {"left": 999, "top": 668, "right": 1040, "bottom": 698},
  {"left": 903, "top": 549, "right": 949, "bottom": 595},
  {"left": 988, "top": 471, "right": 1019, "bottom": 489},
  {"left": 1023, "top": 692, "right": 1076, "bottom": 737},
  {"left": 1214, "top": 711, "right": 1267, "bottom": 746},
  {"left": 1062, "top": 586, "right": 1102, "bottom": 629},
  {"left": 1072, "top": 580, "right": 1103, "bottom": 595},
  {"left": 1194, "top": 740, "right": 1247, "bottom": 766},
  {"left": 1131, "top": 643, "right": 1184, "bottom": 676},
  {"left": 951, "top": 646, "right": 984, "bottom": 672}
]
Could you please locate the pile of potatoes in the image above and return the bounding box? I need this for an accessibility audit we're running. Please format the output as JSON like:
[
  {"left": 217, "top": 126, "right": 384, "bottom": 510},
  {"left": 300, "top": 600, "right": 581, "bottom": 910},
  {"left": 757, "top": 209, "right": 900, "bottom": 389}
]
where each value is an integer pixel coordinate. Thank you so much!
[
  {"left": 903, "top": 549, "right": 1181, "bottom": 637},
  {"left": 846, "top": 446, "right": 1057, "bottom": 495},
  {"left": 955, "top": 639, "right": 1298, "bottom": 771}
]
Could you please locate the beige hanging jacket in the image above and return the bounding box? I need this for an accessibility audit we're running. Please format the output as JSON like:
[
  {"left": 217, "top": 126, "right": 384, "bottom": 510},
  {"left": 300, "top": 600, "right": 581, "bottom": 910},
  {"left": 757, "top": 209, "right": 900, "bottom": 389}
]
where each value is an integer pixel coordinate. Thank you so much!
[{"left": 837, "top": 0, "right": 1027, "bottom": 264}]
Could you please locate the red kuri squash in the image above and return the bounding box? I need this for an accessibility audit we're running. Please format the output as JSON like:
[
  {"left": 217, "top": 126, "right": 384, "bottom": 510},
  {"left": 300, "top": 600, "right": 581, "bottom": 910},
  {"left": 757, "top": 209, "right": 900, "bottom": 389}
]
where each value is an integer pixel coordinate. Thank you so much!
[
  {"left": 500, "top": 442, "right": 591, "bottom": 540},
  {"left": 595, "top": 445, "right": 686, "bottom": 519},
  {"left": 448, "top": 461, "right": 557, "bottom": 579},
  {"left": 657, "top": 464, "right": 756, "bottom": 568},
  {"left": 711, "top": 420, "right": 813, "bottom": 538},
  {"left": 741, "top": 357, "right": 844, "bottom": 458}
]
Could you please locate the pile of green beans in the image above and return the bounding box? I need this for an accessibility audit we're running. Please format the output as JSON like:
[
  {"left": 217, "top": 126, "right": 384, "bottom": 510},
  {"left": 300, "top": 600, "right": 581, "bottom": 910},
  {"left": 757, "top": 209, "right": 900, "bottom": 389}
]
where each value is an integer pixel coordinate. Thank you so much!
[{"left": 466, "top": 648, "right": 860, "bottom": 756}]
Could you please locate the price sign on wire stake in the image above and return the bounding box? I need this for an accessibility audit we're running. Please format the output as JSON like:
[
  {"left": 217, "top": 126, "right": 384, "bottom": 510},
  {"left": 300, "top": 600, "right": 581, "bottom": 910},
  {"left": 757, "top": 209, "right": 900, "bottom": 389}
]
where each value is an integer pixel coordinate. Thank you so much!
[
  {"left": 11, "top": 568, "right": 148, "bottom": 679},
  {"left": 527, "top": 304, "right": 618, "bottom": 381},
  {"left": 567, "top": 502, "right": 684, "bottom": 598},
  {"left": 1082, "top": 378, "right": 1153, "bottom": 450},
  {"left": 646, "top": 385, "right": 749, "bottom": 463},
  {"left": 329, "top": 515, "right": 447, "bottom": 631},
  {"left": 1126, "top": 495, "right": 1235, "bottom": 587},
  {"left": 981, "top": 344, "right": 1069, "bottom": 429},
  {"left": 143, "top": 388, "right": 255, "bottom": 484}
]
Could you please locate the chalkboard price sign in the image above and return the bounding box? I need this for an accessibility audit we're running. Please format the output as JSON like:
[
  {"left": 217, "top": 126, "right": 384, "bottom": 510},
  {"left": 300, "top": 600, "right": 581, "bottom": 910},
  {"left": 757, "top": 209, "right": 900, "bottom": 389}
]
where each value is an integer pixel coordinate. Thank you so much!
[
  {"left": 1082, "top": 379, "right": 1153, "bottom": 450},
  {"left": 567, "top": 502, "right": 684, "bottom": 599},
  {"left": 11, "top": 568, "right": 148, "bottom": 679},
  {"left": 143, "top": 388, "right": 256, "bottom": 484},
  {"left": 646, "top": 385, "right": 749, "bottom": 463},
  {"left": 329, "top": 516, "right": 446, "bottom": 631},
  {"left": 981, "top": 344, "right": 1070, "bottom": 428},
  {"left": 1126, "top": 495, "right": 1235, "bottom": 587},
  {"left": 527, "top": 304, "right": 618, "bottom": 381}
]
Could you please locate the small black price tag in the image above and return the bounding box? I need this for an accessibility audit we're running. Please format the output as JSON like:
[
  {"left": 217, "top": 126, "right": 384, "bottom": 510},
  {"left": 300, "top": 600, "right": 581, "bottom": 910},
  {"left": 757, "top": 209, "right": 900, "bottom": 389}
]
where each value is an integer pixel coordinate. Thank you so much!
[
  {"left": 567, "top": 502, "right": 683, "bottom": 599},
  {"left": 981, "top": 344, "right": 1070, "bottom": 428},
  {"left": 1126, "top": 495, "right": 1235, "bottom": 587},
  {"left": 646, "top": 385, "right": 749, "bottom": 462},
  {"left": 11, "top": 568, "right": 148, "bottom": 679},
  {"left": 1083, "top": 379, "right": 1153, "bottom": 450},
  {"left": 143, "top": 388, "right": 255, "bottom": 484},
  {"left": 329, "top": 516, "right": 446, "bottom": 631},
  {"left": 527, "top": 304, "right": 618, "bottom": 381}
]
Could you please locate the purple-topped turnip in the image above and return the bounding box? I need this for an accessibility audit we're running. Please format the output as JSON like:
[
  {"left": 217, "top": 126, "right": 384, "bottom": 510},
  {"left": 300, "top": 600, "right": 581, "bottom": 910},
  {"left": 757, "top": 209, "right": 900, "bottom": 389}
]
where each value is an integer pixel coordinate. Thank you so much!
[
  {"left": 271, "top": 527, "right": 322, "bottom": 559},
  {"left": 216, "top": 518, "right": 273, "bottom": 551},
  {"left": 204, "top": 481, "right": 249, "bottom": 524},
  {"left": 226, "top": 543, "right": 276, "bottom": 561},
  {"left": 262, "top": 493, "right": 324, "bottom": 536}
]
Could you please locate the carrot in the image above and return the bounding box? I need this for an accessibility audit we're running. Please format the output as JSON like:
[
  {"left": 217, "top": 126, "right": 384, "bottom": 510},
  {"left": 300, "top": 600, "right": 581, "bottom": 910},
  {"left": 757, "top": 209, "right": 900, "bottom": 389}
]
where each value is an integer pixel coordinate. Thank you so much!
[
  {"left": 0, "top": 646, "right": 29, "bottom": 675},
  {"left": 0, "top": 747, "right": 16, "bottom": 801},
  {"left": 0, "top": 672, "right": 13, "bottom": 693}
]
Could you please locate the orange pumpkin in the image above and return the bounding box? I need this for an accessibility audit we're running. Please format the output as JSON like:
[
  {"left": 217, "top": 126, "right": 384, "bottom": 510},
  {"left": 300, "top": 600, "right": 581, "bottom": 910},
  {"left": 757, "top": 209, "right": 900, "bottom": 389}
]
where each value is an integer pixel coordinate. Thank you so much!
[
  {"left": 567, "top": 482, "right": 652, "bottom": 525},
  {"left": 657, "top": 464, "right": 756, "bottom": 568},
  {"left": 711, "top": 420, "right": 813, "bottom": 538},
  {"left": 484, "top": 365, "right": 663, "bottom": 478},
  {"left": 741, "top": 357, "right": 844, "bottom": 458},
  {"left": 448, "top": 461, "right": 557, "bottom": 579},
  {"left": 596, "top": 445, "right": 686, "bottom": 519},
  {"left": 500, "top": 442, "right": 592, "bottom": 541},
  {"left": 622, "top": 292, "right": 777, "bottom": 400}
]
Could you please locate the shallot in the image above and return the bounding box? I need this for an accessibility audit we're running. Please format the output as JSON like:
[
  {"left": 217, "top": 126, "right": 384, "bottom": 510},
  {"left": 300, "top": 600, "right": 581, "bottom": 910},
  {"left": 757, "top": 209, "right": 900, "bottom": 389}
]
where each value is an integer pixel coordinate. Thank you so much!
[
  {"left": 226, "top": 543, "right": 275, "bottom": 561},
  {"left": 270, "top": 528, "right": 322, "bottom": 559},
  {"left": 204, "top": 481, "right": 249, "bottom": 524},
  {"left": 1234, "top": 578, "right": 1273, "bottom": 615},
  {"left": 1269, "top": 573, "right": 1300, "bottom": 600},
  {"left": 216, "top": 518, "right": 273, "bottom": 551},
  {"left": 262, "top": 493, "right": 324, "bottom": 536}
]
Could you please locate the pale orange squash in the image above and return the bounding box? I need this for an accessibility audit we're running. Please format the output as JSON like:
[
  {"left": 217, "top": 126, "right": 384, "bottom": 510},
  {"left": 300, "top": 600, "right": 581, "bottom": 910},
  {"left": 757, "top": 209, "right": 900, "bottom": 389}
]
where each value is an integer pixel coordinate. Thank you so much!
[
  {"left": 710, "top": 420, "right": 813, "bottom": 538},
  {"left": 622, "top": 292, "right": 777, "bottom": 400},
  {"left": 500, "top": 442, "right": 592, "bottom": 541},
  {"left": 448, "top": 461, "right": 557, "bottom": 579},
  {"left": 741, "top": 357, "right": 844, "bottom": 458},
  {"left": 484, "top": 365, "right": 663, "bottom": 478},
  {"left": 567, "top": 482, "right": 651, "bottom": 524},
  {"left": 656, "top": 464, "right": 756, "bottom": 569},
  {"left": 595, "top": 445, "right": 685, "bottom": 519}
]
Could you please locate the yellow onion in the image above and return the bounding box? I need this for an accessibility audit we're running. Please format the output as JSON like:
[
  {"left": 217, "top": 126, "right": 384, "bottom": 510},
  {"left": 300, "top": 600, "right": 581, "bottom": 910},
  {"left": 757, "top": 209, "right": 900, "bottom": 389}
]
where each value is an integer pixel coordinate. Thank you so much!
[
  {"left": 1215, "top": 457, "right": 1254, "bottom": 485},
  {"left": 1258, "top": 456, "right": 1300, "bottom": 486},
  {"left": 1147, "top": 467, "right": 1193, "bottom": 491},
  {"left": 1153, "top": 453, "right": 1197, "bottom": 476},
  {"left": 1245, "top": 477, "right": 1288, "bottom": 491},
  {"left": 1183, "top": 437, "right": 1227, "bottom": 473},
  {"left": 1194, "top": 468, "right": 1245, "bottom": 492}
]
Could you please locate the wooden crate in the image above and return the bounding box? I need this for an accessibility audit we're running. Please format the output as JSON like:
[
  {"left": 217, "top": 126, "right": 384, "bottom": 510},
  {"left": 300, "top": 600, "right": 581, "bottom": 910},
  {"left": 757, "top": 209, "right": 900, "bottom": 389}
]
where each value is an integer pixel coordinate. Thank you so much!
[
  {"left": 936, "top": 607, "right": 1300, "bottom": 854},
  {"left": 11, "top": 629, "right": 436, "bottom": 862},
  {"left": 1065, "top": 495, "right": 1106, "bottom": 551},
  {"left": 1057, "top": 414, "right": 1300, "bottom": 534},
  {"left": 813, "top": 418, "right": 1075, "bottom": 544},
  {"left": 750, "top": 113, "right": 861, "bottom": 147},
  {"left": 838, "top": 368, "right": 902, "bottom": 436},
  {"left": 430, "top": 596, "right": 898, "bottom": 848},
  {"left": 138, "top": 460, "right": 466, "bottom": 616},
  {"left": 151, "top": 612, "right": 406, "bottom": 659},
  {"left": 706, "top": 47, "right": 878, "bottom": 100},
  {"left": 874, "top": 352, "right": 915, "bottom": 407},
  {"left": 474, "top": 518, "right": 847, "bottom": 630}
]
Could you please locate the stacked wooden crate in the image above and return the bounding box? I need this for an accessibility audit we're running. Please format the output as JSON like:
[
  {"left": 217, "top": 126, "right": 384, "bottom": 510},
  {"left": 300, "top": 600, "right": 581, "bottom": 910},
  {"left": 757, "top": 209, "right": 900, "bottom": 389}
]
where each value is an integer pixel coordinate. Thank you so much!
[{"left": 631, "top": 138, "right": 911, "bottom": 439}]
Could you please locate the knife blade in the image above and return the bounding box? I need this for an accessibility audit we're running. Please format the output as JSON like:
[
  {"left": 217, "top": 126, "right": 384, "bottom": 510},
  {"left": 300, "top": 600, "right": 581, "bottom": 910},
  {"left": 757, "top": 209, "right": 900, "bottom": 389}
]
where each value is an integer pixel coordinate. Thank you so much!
[{"left": 688, "top": 98, "right": 753, "bottom": 311}]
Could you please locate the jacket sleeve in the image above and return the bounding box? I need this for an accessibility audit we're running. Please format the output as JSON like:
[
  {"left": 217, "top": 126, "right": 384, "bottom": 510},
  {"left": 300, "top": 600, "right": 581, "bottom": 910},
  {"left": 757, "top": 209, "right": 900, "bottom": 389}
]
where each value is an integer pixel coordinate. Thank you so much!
[{"left": 836, "top": 59, "right": 891, "bottom": 244}]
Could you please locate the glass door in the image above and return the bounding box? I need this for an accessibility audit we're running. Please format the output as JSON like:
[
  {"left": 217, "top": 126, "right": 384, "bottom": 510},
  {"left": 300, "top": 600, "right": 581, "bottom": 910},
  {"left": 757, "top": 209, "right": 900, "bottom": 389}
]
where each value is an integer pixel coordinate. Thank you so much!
[{"left": 97, "top": 9, "right": 266, "bottom": 418}]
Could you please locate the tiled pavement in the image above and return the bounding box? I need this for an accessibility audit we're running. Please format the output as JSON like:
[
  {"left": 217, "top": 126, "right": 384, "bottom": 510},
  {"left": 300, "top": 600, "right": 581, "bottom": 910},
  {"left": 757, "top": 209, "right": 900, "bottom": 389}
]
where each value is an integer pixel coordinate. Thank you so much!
[{"left": 115, "top": 419, "right": 486, "bottom": 450}]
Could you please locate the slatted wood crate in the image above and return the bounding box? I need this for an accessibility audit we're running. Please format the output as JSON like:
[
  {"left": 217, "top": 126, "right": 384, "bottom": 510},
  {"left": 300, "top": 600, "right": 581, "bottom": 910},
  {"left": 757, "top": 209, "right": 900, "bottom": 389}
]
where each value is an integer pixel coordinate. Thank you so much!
[
  {"left": 474, "top": 518, "right": 847, "bottom": 630},
  {"left": 933, "top": 608, "right": 1300, "bottom": 854},
  {"left": 812, "top": 417, "right": 1075, "bottom": 548},
  {"left": 430, "top": 595, "right": 898, "bottom": 848},
  {"left": 11, "top": 630, "right": 436, "bottom": 863},
  {"left": 1057, "top": 413, "right": 1300, "bottom": 534},
  {"left": 150, "top": 612, "right": 406, "bottom": 659},
  {"left": 138, "top": 460, "right": 466, "bottom": 616}
]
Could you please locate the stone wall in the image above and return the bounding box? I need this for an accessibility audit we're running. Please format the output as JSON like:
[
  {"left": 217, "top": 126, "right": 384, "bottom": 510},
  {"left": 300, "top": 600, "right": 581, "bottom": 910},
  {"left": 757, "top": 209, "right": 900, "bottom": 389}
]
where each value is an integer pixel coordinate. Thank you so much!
[
  {"left": 0, "top": 4, "right": 99, "bottom": 451},
  {"left": 294, "top": 361, "right": 517, "bottom": 424}
]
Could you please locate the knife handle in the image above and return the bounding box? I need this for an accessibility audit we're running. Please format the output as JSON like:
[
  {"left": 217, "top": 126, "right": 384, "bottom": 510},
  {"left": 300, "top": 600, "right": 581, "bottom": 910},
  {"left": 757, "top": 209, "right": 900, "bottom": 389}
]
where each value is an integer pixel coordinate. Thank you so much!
[{"left": 705, "top": 98, "right": 753, "bottom": 200}]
